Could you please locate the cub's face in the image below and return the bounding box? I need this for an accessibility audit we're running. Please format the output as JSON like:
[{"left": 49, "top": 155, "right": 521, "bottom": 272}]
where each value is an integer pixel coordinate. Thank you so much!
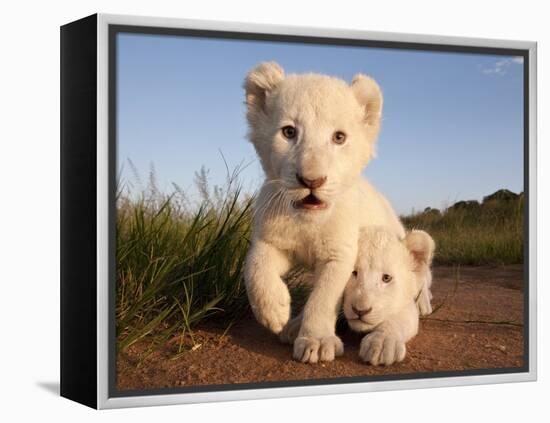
[
  {"left": 343, "top": 228, "right": 435, "bottom": 332},
  {"left": 244, "top": 62, "right": 383, "bottom": 215}
]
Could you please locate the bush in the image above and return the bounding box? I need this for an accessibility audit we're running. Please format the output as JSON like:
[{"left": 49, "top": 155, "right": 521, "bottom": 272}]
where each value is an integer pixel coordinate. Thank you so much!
[{"left": 402, "top": 192, "right": 524, "bottom": 265}]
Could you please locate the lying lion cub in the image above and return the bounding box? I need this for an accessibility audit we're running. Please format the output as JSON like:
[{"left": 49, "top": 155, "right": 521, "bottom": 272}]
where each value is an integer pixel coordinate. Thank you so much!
[{"left": 343, "top": 227, "right": 435, "bottom": 365}]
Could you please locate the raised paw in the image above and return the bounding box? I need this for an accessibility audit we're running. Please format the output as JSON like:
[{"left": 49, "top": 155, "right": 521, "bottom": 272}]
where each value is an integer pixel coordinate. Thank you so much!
[
  {"left": 293, "top": 335, "right": 344, "bottom": 363},
  {"left": 254, "top": 299, "right": 291, "bottom": 334},
  {"left": 359, "top": 332, "right": 406, "bottom": 366},
  {"left": 249, "top": 287, "right": 291, "bottom": 334},
  {"left": 279, "top": 314, "right": 302, "bottom": 344}
]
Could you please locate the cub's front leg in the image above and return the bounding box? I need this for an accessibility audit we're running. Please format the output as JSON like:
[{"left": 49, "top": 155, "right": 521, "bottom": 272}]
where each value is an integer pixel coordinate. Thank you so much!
[
  {"left": 244, "top": 239, "right": 292, "bottom": 334},
  {"left": 359, "top": 331, "right": 407, "bottom": 366},
  {"left": 293, "top": 259, "right": 353, "bottom": 363},
  {"left": 359, "top": 303, "right": 419, "bottom": 366}
]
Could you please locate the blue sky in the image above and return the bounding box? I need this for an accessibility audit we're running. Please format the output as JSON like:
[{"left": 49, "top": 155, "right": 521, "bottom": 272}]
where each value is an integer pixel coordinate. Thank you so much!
[{"left": 117, "top": 33, "right": 524, "bottom": 215}]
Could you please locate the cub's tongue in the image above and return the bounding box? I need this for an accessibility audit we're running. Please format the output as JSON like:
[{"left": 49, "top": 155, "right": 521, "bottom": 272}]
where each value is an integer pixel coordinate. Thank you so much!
[{"left": 294, "top": 194, "right": 327, "bottom": 210}]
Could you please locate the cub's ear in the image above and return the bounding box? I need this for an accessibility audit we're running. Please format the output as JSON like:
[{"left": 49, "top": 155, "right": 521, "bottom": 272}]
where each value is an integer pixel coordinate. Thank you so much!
[
  {"left": 244, "top": 62, "right": 285, "bottom": 117},
  {"left": 351, "top": 74, "right": 383, "bottom": 127},
  {"left": 404, "top": 230, "right": 435, "bottom": 271}
]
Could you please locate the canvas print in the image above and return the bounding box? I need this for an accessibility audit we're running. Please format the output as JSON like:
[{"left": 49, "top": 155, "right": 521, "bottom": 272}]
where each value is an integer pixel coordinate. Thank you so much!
[{"left": 113, "top": 30, "right": 525, "bottom": 392}]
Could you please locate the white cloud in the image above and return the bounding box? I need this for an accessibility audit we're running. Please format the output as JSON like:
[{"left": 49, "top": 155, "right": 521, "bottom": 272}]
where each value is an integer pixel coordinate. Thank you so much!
[
  {"left": 512, "top": 57, "right": 524, "bottom": 64},
  {"left": 481, "top": 57, "right": 523, "bottom": 75}
]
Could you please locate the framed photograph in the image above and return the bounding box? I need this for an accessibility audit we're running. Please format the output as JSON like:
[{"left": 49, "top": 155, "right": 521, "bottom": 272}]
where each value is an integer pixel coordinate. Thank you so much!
[{"left": 60, "top": 13, "right": 537, "bottom": 409}]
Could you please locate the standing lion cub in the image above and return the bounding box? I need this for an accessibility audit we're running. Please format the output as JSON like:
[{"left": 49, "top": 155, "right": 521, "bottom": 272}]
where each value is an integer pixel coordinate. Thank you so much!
[{"left": 243, "top": 62, "right": 406, "bottom": 363}]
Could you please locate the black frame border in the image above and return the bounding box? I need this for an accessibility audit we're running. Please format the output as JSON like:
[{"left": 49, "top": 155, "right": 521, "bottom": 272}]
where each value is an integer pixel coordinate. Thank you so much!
[
  {"left": 60, "top": 14, "right": 98, "bottom": 409},
  {"left": 107, "top": 23, "right": 531, "bottom": 400}
]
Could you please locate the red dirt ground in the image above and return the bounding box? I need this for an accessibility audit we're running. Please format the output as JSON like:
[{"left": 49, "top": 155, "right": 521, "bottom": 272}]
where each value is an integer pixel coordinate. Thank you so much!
[{"left": 117, "top": 265, "right": 524, "bottom": 391}]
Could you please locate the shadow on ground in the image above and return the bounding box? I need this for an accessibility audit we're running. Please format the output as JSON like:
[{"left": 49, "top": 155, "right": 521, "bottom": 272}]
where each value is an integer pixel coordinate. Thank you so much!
[{"left": 36, "top": 381, "right": 60, "bottom": 396}]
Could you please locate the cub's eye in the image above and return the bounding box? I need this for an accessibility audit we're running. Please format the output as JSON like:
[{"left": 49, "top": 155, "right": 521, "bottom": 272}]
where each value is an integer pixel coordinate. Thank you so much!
[
  {"left": 332, "top": 131, "right": 347, "bottom": 145},
  {"left": 382, "top": 274, "right": 393, "bottom": 283},
  {"left": 352, "top": 270, "right": 358, "bottom": 277},
  {"left": 281, "top": 125, "right": 297, "bottom": 139}
]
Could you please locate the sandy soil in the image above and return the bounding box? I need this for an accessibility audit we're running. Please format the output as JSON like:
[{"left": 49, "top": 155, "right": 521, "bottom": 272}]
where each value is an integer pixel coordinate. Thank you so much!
[{"left": 117, "top": 265, "right": 525, "bottom": 391}]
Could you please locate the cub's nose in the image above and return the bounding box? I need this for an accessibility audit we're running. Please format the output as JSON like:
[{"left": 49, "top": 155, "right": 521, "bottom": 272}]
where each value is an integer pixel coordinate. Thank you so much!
[
  {"left": 352, "top": 305, "right": 372, "bottom": 318},
  {"left": 296, "top": 173, "right": 327, "bottom": 189}
]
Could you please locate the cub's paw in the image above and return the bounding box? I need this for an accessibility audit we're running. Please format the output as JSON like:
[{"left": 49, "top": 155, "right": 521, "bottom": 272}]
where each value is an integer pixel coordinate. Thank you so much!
[
  {"left": 255, "top": 300, "right": 291, "bottom": 335},
  {"left": 359, "top": 332, "right": 406, "bottom": 366},
  {"left": 250, "top": 287, "right": 291, "bottom": 335},
  {"left": 293, "top": 335, "right": 344, "bottom": 363},
  {"left": 279, "top": 315, "right": 302, "bottom": 344},
  {"left": 416, "top": 289, "right": 433, "bottom": 316}
]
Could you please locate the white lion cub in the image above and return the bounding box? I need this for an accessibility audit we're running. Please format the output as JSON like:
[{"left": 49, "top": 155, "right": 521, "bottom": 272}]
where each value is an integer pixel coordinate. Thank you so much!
[
  {"left": 243, "top": 62, "right": 406, "bottom": 363},
  {"left": 343, "top": 227, "right": 435, "bottom": 365}
]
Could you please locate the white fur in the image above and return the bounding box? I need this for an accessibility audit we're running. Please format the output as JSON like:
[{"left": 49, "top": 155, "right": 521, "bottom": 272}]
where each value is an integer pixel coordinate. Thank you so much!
[
  {"left": 243, "top": 62, "right": 405, "bottom": 363},
  {"left": 343, "top": 227, "right": 435, "bottom": 365},
  {"left": 405, "top": 230, "right": 436, "bottom": 316}
]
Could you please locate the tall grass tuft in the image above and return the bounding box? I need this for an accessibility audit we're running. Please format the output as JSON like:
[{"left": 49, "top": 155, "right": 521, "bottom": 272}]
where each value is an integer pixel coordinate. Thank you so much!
[{"left": 116, "top": 164, "right": 259, "bottom": 355}]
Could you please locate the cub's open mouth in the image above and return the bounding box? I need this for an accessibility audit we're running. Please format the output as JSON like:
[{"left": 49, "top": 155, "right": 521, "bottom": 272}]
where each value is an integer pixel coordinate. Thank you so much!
[{"left": 293, "top": 193, "right": 327, "bottom": 210}]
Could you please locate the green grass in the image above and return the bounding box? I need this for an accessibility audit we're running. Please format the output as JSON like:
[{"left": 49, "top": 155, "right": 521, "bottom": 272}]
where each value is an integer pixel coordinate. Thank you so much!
[
  {"left": 401, "top": 194, "right": 524, "bottom": 265},
  {"left": 116, "top": 168, "right": 523, "bottom": 355},
  {"left": 116, "top": 183, "right": 252, "bottom": 355},
  {"left": 116, "top": 167, "right": 309, "bottom": 356}
]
